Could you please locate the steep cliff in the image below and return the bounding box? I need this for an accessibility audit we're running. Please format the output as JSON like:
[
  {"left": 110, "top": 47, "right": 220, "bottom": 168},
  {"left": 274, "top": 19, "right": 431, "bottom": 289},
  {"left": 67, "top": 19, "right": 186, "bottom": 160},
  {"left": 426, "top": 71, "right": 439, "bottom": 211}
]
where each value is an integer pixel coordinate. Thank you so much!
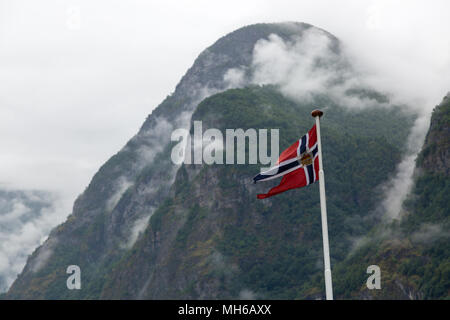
[{"left": 418, "top": 94, "right": 450, "bottom": 176}]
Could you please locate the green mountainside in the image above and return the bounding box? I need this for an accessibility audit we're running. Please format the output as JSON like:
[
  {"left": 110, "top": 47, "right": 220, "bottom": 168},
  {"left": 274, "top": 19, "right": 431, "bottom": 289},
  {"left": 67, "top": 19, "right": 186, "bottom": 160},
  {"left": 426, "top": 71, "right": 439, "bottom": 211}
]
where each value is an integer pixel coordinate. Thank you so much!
[
  {"left": 98, "top": 86, "right": 415, "bottom": 299},
  {"left": 332, "top": 95, "right": 450, "bottom": 299}
]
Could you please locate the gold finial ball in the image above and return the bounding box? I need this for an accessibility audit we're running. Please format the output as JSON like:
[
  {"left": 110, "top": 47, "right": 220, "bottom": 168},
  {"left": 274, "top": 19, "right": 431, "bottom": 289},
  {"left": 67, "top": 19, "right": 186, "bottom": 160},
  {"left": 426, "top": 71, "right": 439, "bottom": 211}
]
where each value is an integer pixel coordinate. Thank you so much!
[{"left": 311, "top": 109, "right": 324, "bottom": 118}]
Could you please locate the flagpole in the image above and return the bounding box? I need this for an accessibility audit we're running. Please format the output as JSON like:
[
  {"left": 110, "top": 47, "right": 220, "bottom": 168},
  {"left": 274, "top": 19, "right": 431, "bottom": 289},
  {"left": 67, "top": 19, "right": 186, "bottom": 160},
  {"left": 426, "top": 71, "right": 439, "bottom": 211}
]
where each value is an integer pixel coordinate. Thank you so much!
[{"left": 311, "top": 109, "right": 333, "bottom": 300}]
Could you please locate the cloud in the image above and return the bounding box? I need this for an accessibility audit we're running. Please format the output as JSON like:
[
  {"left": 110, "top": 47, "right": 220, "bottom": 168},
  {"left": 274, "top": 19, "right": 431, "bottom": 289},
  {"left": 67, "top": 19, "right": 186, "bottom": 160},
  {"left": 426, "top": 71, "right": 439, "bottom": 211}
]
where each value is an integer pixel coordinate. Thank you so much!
[
  {"left": 246, "top": 28, "right": 394, "bottom": 111},
  {"left": 105, "top": 177, "right": 133, "bottom": 212},
  {"left": 251, "top": 30, "right": 344, "bottom": 101},
  {"left": 224, "top": 68, "right": 247, "bottom": 88},
  {"left": 123, "top": 211, "right": 153, "bottom": 249},
  {"left": 0, "top": 190, "right": 65, "bottom": 292},
  {"left": 238, "top": 289, "right": 257, "bottom": 300},
  {"left": 30, "top": 238, "right": 56, "bottom": 274},
  {"left": 378, "top": 114, "right": 431, "bottom": 220},
  {"left": 411, "top": 224, "right": 450, "bottom": 244}
]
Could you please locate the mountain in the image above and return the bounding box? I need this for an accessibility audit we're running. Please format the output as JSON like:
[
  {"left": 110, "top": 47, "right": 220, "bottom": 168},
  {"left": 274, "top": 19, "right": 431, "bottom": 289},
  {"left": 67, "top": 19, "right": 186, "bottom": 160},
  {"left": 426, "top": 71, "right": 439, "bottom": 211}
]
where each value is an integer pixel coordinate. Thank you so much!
[
  {"left": 99, "top": 86, "right": 415, "bottom": 299},
  {"left": 4, "top": 22, "right": 434, "bottom": 299},
  {"left": 333, "top": 94, "right": 450, "bottom": 299}
]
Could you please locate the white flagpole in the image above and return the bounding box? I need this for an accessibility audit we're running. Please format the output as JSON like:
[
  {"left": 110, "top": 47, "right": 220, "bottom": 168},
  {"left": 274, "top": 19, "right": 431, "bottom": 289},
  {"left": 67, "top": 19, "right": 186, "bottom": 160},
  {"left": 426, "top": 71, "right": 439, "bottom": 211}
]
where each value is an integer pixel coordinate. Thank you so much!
[{"left": 311, "top": 109, "right": 333, "bottom": 300}]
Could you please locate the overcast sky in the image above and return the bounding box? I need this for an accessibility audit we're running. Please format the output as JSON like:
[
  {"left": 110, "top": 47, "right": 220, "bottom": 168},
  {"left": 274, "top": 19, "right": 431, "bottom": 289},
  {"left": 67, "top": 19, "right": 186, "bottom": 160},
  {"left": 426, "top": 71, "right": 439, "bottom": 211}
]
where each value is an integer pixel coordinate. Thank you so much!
[{"left": 1, "top": 0, "right": 449, "bottom": 208}]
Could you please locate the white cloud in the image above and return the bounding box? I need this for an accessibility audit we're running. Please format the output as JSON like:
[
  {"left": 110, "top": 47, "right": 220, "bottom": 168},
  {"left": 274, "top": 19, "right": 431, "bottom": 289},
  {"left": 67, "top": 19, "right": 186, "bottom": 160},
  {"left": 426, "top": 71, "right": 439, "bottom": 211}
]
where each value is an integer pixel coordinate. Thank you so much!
[
  {"left": 411, "top": 224, "right": 450, "bottom": 244},
  {"left": 224, "top": 68, "right": 247, "bottom": 88},
  {"left": 105, "top": 177, "right": 133, "bottom": 212},
  {"left": 124, "top": 212, "right": 153, "bottom": 249},
  {"left": 379, "top": 114, "right": 431, "bottom": 220},
  {"left": 251, "top": 30, "right": 354, "bottom": 104}
]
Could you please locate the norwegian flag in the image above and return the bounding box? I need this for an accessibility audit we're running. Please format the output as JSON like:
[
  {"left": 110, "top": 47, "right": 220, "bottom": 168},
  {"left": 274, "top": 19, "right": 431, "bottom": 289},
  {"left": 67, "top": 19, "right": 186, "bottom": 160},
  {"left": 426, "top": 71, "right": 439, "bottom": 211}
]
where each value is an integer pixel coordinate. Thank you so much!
[{"left": 253, "top": 125, "right": 319, "bottom": 199}]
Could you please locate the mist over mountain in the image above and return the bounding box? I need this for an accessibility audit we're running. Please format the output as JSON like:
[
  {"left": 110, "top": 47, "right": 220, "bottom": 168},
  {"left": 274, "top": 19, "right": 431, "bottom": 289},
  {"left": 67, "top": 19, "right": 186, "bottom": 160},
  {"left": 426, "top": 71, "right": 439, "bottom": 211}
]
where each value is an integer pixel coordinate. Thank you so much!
[
  {"left": 0, "top": 189, "right": 55, "bottom": 292},
  {"left": 3, "top": 22, "right": 448, "bottom": 299}
]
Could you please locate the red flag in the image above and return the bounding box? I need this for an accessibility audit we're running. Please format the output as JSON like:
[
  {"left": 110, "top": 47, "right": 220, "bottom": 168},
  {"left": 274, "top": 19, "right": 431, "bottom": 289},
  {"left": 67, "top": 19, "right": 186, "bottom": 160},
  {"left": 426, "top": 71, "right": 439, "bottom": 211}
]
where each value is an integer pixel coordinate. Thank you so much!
[{"left": 253, "top": 125, "right": 319, "bottom": 199}]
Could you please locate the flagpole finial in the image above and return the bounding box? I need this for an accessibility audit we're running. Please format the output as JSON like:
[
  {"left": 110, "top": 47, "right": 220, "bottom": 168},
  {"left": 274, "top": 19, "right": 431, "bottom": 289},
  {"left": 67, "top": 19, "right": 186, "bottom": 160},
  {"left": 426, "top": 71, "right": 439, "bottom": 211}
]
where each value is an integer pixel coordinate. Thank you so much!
[{"left": 311, "top": 109, "right": 323, "bottom": 118}]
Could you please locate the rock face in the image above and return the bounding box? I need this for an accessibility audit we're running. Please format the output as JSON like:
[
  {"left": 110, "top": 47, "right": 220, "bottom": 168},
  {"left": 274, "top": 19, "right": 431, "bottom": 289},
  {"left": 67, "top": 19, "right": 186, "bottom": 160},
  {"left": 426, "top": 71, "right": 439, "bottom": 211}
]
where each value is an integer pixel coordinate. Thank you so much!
[
  {"left": 5, "top": 22, "right": 438, "bottom": 300},
  {"left": 418, "top": 94, "right": 450, "bottom": 176}
]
